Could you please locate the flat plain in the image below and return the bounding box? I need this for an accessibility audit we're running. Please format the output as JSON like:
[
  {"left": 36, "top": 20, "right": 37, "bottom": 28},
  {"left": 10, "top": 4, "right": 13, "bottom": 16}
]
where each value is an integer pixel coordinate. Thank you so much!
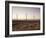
[{"left": 12, "top": 20, "right": 40, "bottom": 31}]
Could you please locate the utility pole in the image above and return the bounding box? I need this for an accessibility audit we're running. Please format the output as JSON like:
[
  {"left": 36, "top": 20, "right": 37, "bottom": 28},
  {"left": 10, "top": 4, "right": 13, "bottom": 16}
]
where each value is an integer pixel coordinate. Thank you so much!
[
  {"left": 26, "top": 13, "right": 27, "bottom": 20},
  {"left": 16, "top": 14, "right": 18, "bottom": 20},
  {"left": 33, "top": 13, "right": 35, "bottom": 20}
]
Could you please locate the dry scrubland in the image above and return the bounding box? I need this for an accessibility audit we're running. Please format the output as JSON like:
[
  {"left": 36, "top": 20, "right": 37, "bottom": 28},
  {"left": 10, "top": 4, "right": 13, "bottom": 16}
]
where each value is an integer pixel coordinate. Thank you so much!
[{"left": 12, "top": 20, "right": 40, "bottom": 31}]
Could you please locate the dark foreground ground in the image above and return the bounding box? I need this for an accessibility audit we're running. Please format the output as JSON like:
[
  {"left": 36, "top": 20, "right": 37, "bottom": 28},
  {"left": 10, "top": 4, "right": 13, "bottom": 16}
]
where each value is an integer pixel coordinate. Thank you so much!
[{"left": 12, "top": 20, "right": 40, "bottom": 31}]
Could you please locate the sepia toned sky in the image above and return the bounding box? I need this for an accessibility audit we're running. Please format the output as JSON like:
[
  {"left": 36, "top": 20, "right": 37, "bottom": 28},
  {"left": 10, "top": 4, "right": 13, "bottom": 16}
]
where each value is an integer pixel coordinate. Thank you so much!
[{"left": 12, "top": 7, "right": 40, "bottom": 20}]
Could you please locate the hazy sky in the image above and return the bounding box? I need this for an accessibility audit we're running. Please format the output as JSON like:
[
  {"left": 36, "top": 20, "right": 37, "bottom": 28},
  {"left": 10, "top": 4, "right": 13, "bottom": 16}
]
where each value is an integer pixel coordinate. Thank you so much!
[{"left": 12, "top": 6, "right": 40, "bottom": 20}]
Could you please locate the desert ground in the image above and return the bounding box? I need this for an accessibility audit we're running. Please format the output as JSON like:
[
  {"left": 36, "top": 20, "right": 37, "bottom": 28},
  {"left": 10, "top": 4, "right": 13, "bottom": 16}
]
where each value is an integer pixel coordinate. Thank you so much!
[{"left": 12, "top": 20, "right": 40, "bottom": 31}]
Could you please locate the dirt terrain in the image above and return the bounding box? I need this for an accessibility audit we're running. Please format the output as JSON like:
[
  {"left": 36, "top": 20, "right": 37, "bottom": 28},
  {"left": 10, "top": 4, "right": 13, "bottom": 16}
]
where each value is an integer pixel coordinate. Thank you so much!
[{"left": 12, "top": 20, "right": 40, "bottom": 31}]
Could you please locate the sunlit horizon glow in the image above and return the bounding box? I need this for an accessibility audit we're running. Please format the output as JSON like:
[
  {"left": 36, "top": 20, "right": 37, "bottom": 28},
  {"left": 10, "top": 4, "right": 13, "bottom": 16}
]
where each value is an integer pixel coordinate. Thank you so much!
[{"left": 12, "top": 7, "right": 40, "bottom": 20}]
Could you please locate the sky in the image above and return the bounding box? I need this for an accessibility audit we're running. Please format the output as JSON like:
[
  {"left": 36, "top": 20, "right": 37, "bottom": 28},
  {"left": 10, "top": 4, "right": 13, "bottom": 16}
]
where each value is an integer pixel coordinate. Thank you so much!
[{"left": 12, "top": 6, "right": 40, "bottom": 20}]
